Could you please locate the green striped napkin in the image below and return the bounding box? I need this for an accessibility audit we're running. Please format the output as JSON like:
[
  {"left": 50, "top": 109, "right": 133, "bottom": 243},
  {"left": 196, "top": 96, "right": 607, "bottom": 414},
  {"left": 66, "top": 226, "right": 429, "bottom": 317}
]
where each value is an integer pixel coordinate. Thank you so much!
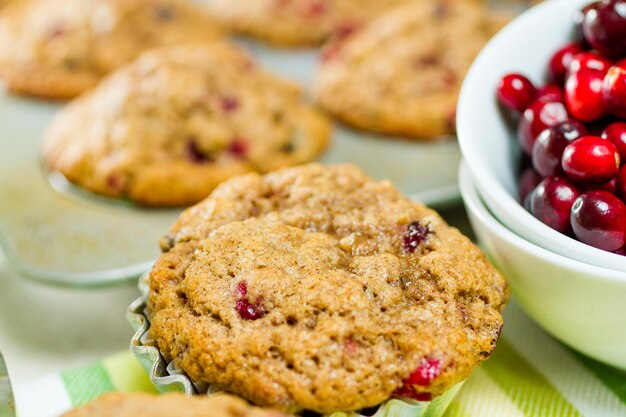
[{"left": 14, "top": 302, "right": 626, "bottom": 417}]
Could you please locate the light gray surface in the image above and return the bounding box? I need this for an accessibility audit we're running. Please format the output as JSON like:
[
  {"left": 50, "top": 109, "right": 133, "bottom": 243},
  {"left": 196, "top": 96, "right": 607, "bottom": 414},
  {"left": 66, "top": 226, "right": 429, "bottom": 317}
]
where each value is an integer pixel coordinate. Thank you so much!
[{"left": 0, "top": 255, "right": 139, "bottom": 386}]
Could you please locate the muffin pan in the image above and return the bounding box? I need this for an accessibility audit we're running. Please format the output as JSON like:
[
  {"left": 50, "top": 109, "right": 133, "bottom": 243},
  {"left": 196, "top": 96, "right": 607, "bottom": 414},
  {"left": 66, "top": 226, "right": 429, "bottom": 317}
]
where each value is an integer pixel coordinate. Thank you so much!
[{"left": 0, "top": 42, "right": 461, "bottom": 287}]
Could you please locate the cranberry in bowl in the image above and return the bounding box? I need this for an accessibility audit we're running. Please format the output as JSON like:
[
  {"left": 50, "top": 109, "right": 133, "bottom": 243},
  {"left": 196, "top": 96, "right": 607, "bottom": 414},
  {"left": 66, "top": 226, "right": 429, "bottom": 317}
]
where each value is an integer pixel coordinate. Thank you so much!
[
  {"left": 457, "top": 0, "right": 626, "bottom": 272},
  {"left": 459, "top": 161, "right": 626, "bottom": 370}
]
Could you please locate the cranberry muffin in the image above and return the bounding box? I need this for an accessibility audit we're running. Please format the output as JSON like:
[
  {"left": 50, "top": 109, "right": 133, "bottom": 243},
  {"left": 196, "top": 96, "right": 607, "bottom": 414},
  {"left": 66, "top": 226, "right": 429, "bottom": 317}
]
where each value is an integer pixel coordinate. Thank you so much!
[
  {"left": 202, "top": 0, "right": 411, "bottom": 46},
  {"left": 61, "top": 393, "right": 287, "bottom": 417},
  {"left": 0, "top": 0, "right": 16, "bottom": 9},
  {"left": 43, "top": 44, "right": 331, "bottom": 207},
  {"left": 0, "top": 0, "right": 224, "bottom": 99},
  {"left": 148, "top": 163, "right": 508, "bottom": 413},
  {"left": 313, "top": 0, "right": 505, "bottom": 139}
]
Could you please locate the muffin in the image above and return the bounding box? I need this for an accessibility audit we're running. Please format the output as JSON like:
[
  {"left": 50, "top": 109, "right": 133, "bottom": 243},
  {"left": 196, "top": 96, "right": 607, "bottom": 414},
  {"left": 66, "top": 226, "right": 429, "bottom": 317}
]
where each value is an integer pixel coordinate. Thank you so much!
[
  {"left": 148, "top": 163, "right": 509, "bottom": 413},
  {"left": 201, "top": 0, "right": 411, "bottom": 46},
  {"left": 0, "top": 0, "right": 224, "bottom": 99},
  {"left": 313, "top": 0, "right": 504, "bottom": 139},
  {"left": 61, "top": 392, "right": 288, "bottom": 417},
  {"left": 43, "top": 43, "right": 331, "bottom": 207},
  {"left": 0, "top": 0, "right": 16, "bottom": 9}
]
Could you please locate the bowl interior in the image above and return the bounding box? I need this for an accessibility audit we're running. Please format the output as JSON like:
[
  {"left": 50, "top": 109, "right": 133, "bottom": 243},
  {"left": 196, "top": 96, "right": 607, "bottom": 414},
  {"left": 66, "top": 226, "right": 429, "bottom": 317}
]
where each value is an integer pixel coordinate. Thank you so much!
[{"left": 457, "top": 0, "right": 626, "bottom": 272}]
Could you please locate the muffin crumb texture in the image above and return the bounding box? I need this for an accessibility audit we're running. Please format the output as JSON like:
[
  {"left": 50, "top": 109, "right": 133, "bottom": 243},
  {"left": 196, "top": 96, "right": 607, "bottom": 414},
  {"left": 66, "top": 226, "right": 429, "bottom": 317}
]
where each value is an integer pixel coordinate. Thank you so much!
[
  {"left": 202, "top": 0, "right": 412, "bottom": 46},
  {"left": 149, "top": 163, "right": 508, "bottom": 413},
  {"left": 314, "top": 0, "right": 505, "bottom": 139},
  {"left": 43, "top": 44, "right": 330, "bottom": 207},
  {"left": 0, "top": 0, "right": 224, "bottom": 99}
]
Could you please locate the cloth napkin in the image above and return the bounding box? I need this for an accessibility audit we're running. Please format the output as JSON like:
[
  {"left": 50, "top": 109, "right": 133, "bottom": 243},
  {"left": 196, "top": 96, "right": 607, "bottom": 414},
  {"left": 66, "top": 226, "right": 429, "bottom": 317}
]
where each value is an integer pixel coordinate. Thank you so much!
[{"left": 14, "top": 302, "right": 626, "bottom": 417}]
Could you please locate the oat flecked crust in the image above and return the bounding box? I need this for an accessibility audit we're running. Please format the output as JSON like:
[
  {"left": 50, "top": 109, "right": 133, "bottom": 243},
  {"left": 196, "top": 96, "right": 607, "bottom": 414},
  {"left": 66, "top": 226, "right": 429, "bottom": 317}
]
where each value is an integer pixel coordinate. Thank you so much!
[
  {"left": 148, "top": 163, "right": 509, "bottom": 413},
  {"left": 0, "top": 0, "right": 224, "bottom": 99},
  {"left": 42, "top": 44, "right": 331, "bottom": 207},
  {"left": 313, "top": 0, "right": 506, "bottom": 140},
  {"left": 202, "top": 0, "right": 412, "bottom": 47}
]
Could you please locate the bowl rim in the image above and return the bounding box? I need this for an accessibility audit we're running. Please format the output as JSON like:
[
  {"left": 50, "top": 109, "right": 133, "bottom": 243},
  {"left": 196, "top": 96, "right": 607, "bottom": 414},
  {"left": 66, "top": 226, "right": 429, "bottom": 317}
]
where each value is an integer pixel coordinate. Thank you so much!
[
  {"left": 456, "top": 0, "right": 626, "bottom": 272},
  {"left": 459, "top": 161, "right": 626, "bottom": 283}
]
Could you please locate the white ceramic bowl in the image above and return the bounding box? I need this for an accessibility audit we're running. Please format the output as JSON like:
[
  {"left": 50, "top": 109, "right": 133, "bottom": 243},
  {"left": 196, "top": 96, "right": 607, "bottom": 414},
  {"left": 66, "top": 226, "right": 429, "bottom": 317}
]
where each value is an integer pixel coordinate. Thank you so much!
[
  {"left": 457, "top": 0, "right": 626, "bottom": 272},
  {"left": 459, "top": 161, "right": 626, "bottom": 370}
]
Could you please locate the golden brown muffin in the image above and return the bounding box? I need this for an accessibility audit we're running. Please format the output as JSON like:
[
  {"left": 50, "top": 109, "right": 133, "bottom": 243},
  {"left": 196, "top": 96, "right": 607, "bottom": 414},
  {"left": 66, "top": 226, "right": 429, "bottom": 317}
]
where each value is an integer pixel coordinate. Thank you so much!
[
  {"left": 149, "top": 163, "right": 508, "bottom": 413},
  {"left": 313, "top": 0, "right": 504, "bottom": 140},
  {"left": 61, "top": 393, "right": 288, "bottom": 417},
  {"left": 202, "top": 0, "right": 412, "bottom": 46},
  {"left": 0, "top": 0, "right": 16, "bottom": 9},
  {"left": 0, "top": 0, "right": 224, "bottom": 99},
  {"left": 43, "top": 44, "right": 331, "bottom": 207}
]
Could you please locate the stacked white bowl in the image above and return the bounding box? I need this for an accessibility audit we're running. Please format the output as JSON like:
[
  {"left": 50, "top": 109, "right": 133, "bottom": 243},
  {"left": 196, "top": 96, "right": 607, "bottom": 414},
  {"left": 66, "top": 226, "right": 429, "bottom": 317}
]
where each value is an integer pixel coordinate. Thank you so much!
[{"left": 456, "top": 0, "right": 626, "bottom": 370}]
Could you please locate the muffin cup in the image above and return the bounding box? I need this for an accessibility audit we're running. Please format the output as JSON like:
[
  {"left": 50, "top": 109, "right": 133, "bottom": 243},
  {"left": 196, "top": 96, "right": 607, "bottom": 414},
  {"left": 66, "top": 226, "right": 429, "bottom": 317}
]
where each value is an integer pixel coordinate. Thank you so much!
[{"left": 127, "top": 274, "right": 464, "bottom": 417}]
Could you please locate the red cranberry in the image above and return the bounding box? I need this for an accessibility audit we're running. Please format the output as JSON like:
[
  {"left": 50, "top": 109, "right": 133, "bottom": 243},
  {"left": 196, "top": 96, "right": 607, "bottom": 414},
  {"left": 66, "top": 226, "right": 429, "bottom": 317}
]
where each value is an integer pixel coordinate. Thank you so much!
[
  {"left": 402, "top": 221, "right": 431, "bottom": 253},
  {"left": 584, "top": 178, "right": 617, "bottom": 193},
  {"left": 519, "top": 167, "right": 542, "bottom": 203},
  {"left": 562, "top": 136, "right": 620, "bottom": 184},
  {"left": 227, "top": 138, "right": 248, "bottom": 158},
  {"left": 580, "top": 0, "right": 626, "bottom": 59},
  {"left": 302, "top": 0, "right": 327, "bottom": 17},
  {"left": 565, "top": 68, "right": 607, "bottom": 121},
  {"left": 235, "top": 299, "right": 265, "bottom": 320},
  {"left": 571, "top": 191, "right": 626, "bottom": 252},
  {"left": 497, "top": 73, "right": 537, "bottom": 113},
  {"left": 406, "top": 358, "right": 442, "bottom": 387},
  {"left": 616, "top": 165, "right": 626, "bottom": 200},
  {"left": 333, "top": 22, "right": 360, "bottom": 40},
  {"left": 517, "top": 98, "right": 569, "bottom": 155},
  {"left": 392, "top": 384, "right": 432, "bottom": 402},
  {"left": 344, "top": 339, "right": 358, "bottom": 356},
  {"left": 532, "top": 120, "right": 589, "bottom": 177},
  {"left": 549, "top": 43, "right": 585, "bottom": 83},
  {"left": 236, "top": 281, "right": 248, "bottom": 297},
  {"left": 602, "top": 122, "right": 626, "bottom": 160},
  {"left": 186, "top": 139, "right": 212, "bottom": 163},
  {"left": 536, "top": 84, "right": 564, "bottom": 102},
  {"left": 575, "top": 1, "right": 600, "bottom": 26},
  {"left": 47, "top": 24, "right": 67, "bottom": 38},
  {"left": 106, "top": 173, "right": 125, "bottom": 192},
  {"left": 234, "top": 281, "right": 266, "bottom": 320},
  {"left": 530, "top": 177, "right": 582, "bottom": 234},
  {"left": 393, "top": 358, "right": 442, "bottom": 401},
  {"left": 567, "top": 52, "right": 612, "bottom": 76},
  {"left": 220, "top": 95, "right": 240, "bottom": 113},
  {"left": 603, "top": 62, "right": 626, "bottom": 119}
]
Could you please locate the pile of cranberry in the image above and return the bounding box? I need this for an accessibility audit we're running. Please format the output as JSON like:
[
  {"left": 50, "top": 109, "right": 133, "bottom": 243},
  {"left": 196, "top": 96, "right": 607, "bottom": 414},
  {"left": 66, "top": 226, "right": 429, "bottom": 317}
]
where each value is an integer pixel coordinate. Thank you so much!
[{"left": 496, "top": 0, "right": 626, "bottom": 255}]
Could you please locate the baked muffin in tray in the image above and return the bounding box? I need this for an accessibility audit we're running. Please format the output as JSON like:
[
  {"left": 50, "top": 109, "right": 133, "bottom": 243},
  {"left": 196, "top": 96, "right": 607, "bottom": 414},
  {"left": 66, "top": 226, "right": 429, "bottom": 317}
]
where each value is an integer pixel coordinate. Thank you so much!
[
  {"left": 146, "top": 163, "right": 508, "bottom": 414},
  {"left": 0, "top": 0, "right": 224, "bottom": 99},
  {"left": 313, "top": 0, "right": 505, "bottom": 140},
  {"left": 201, "top": 0, "right": 411, "bottom": 47},
  {"left": 43, "top": 43, "right": 331, "bottom": 207}
]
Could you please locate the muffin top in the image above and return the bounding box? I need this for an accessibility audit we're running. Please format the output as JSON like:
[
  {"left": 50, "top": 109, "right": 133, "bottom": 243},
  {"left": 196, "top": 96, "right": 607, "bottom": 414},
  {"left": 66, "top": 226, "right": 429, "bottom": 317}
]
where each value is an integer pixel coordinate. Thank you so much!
[
  {"left": 0, "top": 0, "right": 16, "bottom": 8},
  {"left": 202, "top": 0, "right": 411, "bottom": 46},
  {"left": 313, "top": 0, "right": 504, "bottom": 139},
  {"left": 61, "top": 393, "right": 287, "bottom": 417},
  {"left": 0, "top": 0, "right": 224, "bottom": 98},
  {"left": 149, "top": 163, "right": 508, "bottom": 413},
  {"left": 43, "top": 43, "right": 330, "bottom": 207}
]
